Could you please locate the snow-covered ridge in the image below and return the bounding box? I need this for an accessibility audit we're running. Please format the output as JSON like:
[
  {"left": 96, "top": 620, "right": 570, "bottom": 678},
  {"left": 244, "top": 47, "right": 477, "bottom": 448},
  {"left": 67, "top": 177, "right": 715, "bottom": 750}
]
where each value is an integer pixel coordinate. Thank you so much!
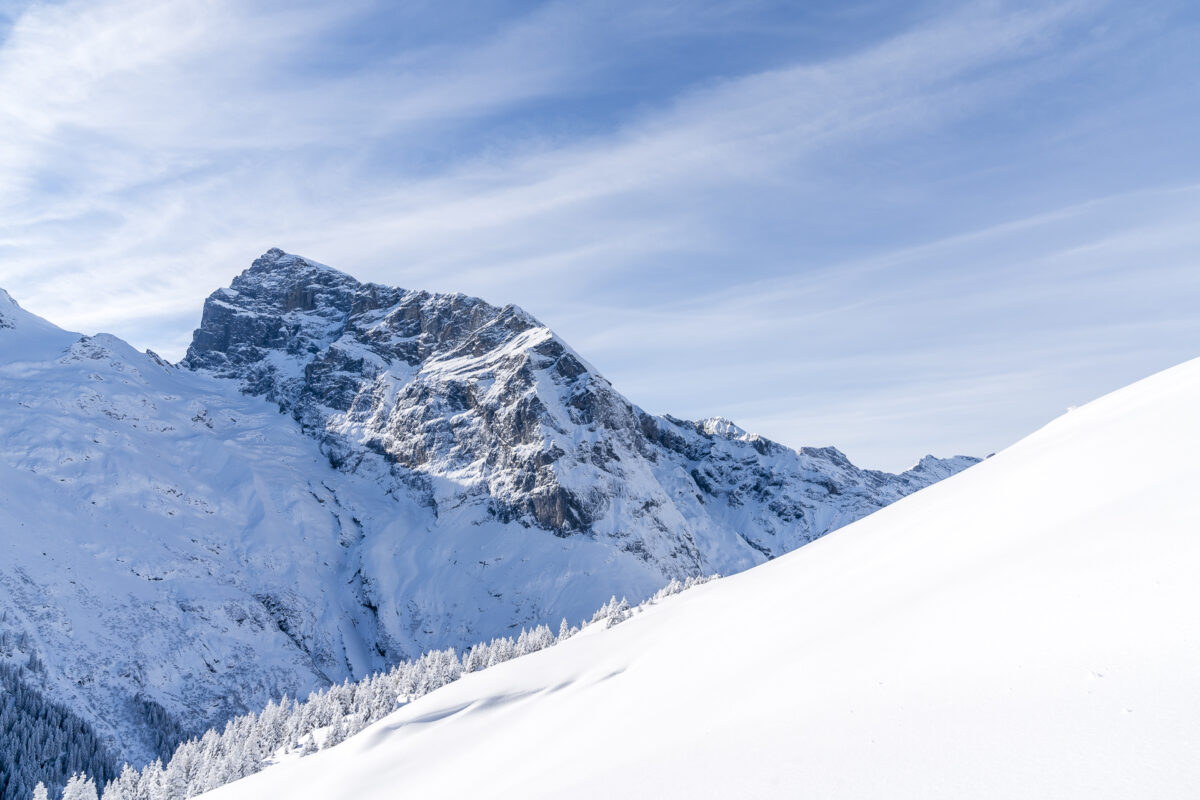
[
  {"left": 698, "top": 415, "right": 751, "bottom": 440},
  {"left": 0, "top": 287, "right": 16, "bottom": 322},
  {"left": 0, "top": 287, "right": 80, "bottom": 361},
  {"left": 199, "top": 355, "right": 1200, "bottom": 800},
  {"left": 183, "top": 248, "right": 978, "bottom": 565},
  {"left": 0, "top": 250, "right": 974, "bottom": 783}
]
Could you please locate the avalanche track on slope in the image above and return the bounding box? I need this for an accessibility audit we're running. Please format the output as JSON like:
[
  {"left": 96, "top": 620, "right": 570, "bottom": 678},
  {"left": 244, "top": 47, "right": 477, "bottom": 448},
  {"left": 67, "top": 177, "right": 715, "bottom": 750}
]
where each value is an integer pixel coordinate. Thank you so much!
[{"left": 203, "top": 357, "right": 1200, "bottom": 799}]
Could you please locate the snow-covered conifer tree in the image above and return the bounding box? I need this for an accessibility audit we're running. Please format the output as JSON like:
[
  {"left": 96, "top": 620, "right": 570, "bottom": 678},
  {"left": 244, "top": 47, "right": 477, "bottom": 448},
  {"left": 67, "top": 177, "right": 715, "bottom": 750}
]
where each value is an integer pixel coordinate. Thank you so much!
[
  {"left": 100, "top": 763, "right": 139, "bottom": 800},
  {"left": 55, "top": 573, "right": 716, "bottom": 800},
  {"left": 60, "top": 773, "right": 98, "bottom": 800}
]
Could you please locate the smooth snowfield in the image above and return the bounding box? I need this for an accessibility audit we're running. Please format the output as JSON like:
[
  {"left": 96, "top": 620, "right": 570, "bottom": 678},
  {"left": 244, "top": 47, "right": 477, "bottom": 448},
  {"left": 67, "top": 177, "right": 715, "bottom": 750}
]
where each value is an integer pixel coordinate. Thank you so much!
[{"left": 204, "top": 357, "right": 1200, "bottom": 799}]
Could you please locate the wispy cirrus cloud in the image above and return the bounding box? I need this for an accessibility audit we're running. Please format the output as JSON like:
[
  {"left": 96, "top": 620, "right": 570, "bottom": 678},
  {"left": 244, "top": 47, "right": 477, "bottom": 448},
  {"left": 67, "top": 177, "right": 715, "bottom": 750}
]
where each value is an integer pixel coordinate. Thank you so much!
[{"left": 1, "top": 0, "right": 1198, "bottom": 468}]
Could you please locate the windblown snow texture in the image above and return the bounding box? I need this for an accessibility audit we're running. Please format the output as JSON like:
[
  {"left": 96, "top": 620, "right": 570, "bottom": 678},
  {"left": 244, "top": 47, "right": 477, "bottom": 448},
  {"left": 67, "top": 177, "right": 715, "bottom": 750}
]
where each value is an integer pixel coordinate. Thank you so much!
[{"left": 0, "top": 252, "right": 974, "bottom": 770}]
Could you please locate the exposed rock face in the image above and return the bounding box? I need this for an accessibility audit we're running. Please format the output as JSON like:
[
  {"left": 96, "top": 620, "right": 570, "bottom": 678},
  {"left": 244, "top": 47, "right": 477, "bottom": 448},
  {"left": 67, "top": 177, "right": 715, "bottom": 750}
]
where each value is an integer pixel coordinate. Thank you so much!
[{"left": 185, "top": 248, "right": 979, "bottom": 574}]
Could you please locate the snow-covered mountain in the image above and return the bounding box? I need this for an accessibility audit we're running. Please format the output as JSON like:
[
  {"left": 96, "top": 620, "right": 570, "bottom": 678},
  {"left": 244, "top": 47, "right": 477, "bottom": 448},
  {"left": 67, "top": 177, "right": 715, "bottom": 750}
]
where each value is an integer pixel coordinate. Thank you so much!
[
  {"left": 182, "top": 248, "right": 973, "bottom": 565},
  {"left": 200, "top": 356, "right": 1200, "bottom": 800},
  {"left": 0, "top": 251, "right": 974, "bottom": 772}
]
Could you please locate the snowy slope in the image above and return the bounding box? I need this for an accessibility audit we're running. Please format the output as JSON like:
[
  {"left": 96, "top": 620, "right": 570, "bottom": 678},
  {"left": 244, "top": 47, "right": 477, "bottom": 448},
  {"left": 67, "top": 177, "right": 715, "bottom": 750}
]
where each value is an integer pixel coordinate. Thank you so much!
[
  {"left": 0, "top": 299, "right": 410, "bottom": 763},
  {"left": 0, "top": 258, "right": 972, "bottom": 769},
  {"left": 202, "top": 357, "right": 1200, "bottom": 799}
]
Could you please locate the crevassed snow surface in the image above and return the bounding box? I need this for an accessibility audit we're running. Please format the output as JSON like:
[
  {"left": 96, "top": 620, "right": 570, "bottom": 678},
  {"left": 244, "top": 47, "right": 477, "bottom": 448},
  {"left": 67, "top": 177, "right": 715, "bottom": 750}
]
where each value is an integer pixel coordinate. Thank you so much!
[{"left": 204, "top": 357, "right": 1200, "bottom": 799}]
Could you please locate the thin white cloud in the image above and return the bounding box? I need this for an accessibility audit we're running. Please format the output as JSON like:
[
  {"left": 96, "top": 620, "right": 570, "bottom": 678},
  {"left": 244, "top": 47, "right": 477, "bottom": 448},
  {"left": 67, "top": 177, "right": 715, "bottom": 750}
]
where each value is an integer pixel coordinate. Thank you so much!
[
  {"left": 558, "top": 184, "right": 1200, "bottom": 468},
  {"left": 1, "top": 0, "right": 1099, "bottom": 287},
  {"left": 1, "top": 0, "right": 1195, "bottom": 469}
]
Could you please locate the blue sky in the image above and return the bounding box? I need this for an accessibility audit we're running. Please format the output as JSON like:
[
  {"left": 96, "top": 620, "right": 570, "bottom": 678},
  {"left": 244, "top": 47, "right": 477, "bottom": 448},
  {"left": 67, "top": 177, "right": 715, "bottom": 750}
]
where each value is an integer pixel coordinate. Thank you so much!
[{"left": 1, "top": 0, "right": 1198, "bottom": 470}]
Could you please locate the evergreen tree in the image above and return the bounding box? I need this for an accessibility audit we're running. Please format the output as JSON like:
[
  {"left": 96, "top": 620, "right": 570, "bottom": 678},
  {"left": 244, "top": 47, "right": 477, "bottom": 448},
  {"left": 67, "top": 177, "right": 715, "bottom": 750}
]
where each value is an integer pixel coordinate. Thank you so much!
[
  {"left": 60, "top": 773, "right": 98, "bottom": 800},
  {"left": 26, "top": 573, "right": 719, "bottom": 800},
  {"left": 0, "top": 662, "right": 116, "bottom": 800}
]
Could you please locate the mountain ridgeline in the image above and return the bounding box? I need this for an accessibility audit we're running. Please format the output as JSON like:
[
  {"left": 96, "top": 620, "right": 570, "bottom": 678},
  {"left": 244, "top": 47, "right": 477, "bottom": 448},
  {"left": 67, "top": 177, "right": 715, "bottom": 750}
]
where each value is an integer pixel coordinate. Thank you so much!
[
  {"left": 0, "top": 251, "right": 976, "bottom": 781},
  {"left": 184, "top": 248, "right": 976, "bottom": 568}
]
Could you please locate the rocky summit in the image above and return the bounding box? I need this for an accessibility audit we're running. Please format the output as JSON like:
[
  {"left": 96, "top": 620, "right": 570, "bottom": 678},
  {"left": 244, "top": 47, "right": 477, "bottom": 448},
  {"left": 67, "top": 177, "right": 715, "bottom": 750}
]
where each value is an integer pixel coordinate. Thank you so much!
[
  {"left": 185, "top": 248, "right": 977, "bottom": 572},
  {"left": 0, "top": 250, "right": 975, "bottom": 769}
]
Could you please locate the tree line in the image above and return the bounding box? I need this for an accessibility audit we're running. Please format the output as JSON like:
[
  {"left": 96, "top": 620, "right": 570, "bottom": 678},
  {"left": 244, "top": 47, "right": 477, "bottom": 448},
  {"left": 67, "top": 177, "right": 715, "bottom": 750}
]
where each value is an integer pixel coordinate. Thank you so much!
[{"left": 27, "top": 575, "right": 715, "bottom": 800}]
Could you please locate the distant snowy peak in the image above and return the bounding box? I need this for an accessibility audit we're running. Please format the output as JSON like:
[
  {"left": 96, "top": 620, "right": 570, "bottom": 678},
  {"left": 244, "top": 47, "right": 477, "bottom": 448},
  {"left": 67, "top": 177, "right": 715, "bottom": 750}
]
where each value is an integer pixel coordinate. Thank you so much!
[
  {"left": 0, "top": 289, "right": 16, "bottom": 329},
  {"left": 0, "top": 287, "right": 170, "bottom": 372},
  {"left": 0, "top": 286, "right": 41, "bottom": 329},
  {"left": 182, "top": 248, "right": 978, "bottom": 565},
  {"left": 697, "top": 416, "right": 752, "bottom": 441},
  {"left": 184, "top": 249, "right": 656, "bottom": 537},
  {"left": 903, "top": 453, "right": 984, "bottom": 482},
  {"left": 0, "top": 286, "right": 79, "bottom": 362},
  {"left": 184, "top": 247, "right": 530, "bottom": 401}
]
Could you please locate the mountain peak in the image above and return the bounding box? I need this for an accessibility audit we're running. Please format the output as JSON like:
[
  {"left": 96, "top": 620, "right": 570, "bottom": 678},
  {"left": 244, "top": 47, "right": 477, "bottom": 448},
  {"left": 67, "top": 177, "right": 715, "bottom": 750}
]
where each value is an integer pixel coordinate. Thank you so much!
[
  {"left": 182, "top": 251, "right": 974, "bottom": 544},
  {"left": 248, "top": 247, "right": 344, "bottom": 277},
  {"left": 0, "top": 291, "right": 13, "bottom": 325},
  {"left": 0, "top": 287, "right": 79, "bottom": 360},
  {"left": 698, "top": 416, "right": 751, "bottom": 440},
  {"left": 0, "top": 286, "right": 28, "bottom": 325},
  {"left": 902, "top": 453, "right": 982, "bottom": 481},
  {"left": 184, "top": 250, "right": 513, "bottom": 385},
  {"left": 0, "top": 289, "right": 16, "bottom": 333}
]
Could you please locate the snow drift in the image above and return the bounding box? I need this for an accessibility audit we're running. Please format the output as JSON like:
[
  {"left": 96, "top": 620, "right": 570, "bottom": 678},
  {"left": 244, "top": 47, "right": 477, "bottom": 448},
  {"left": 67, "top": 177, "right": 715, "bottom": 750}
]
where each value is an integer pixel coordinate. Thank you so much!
[{"left": 202, "top": 357, "right": 1200, "bottom": 799}]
